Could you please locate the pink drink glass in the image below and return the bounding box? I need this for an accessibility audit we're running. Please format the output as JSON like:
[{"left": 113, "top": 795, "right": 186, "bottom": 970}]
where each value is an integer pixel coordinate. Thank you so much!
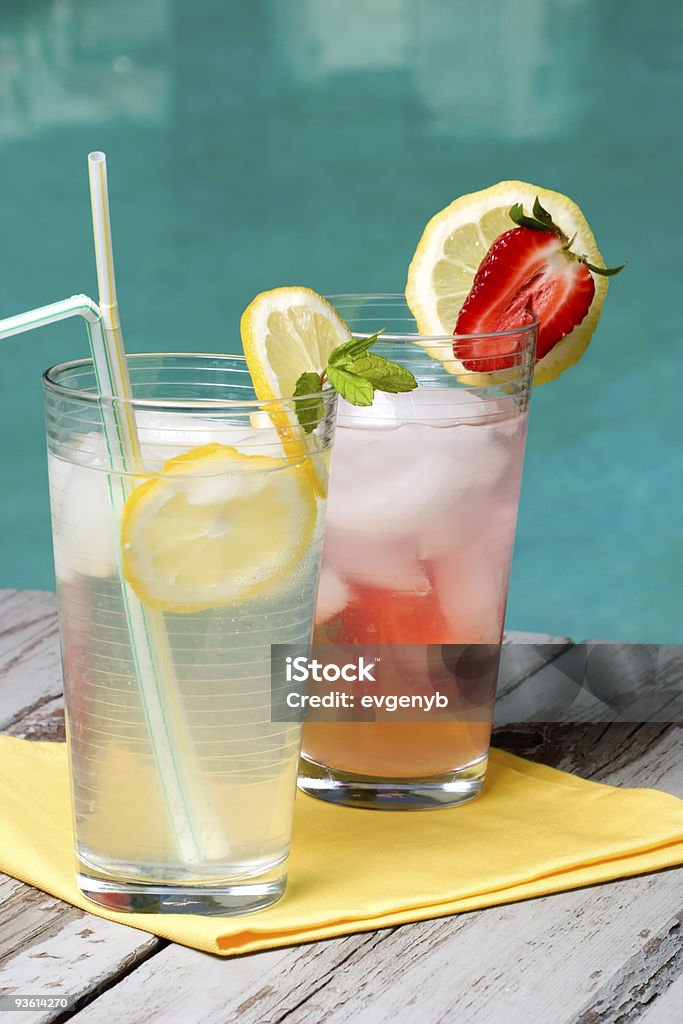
[{"left": 299, "top": 294, "right": 536, "bottom": 809}]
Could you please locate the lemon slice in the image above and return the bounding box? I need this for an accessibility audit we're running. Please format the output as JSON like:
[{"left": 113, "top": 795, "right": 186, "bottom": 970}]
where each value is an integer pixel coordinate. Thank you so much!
[
  {"left": 241, "top": 287, "right": 351, "bottom": 494},
  {"left": 121, "top": 444, "right": 316, "bottom": 613},
  {"left": 406, "top": 180, "right": 608, "bottom": 384}
]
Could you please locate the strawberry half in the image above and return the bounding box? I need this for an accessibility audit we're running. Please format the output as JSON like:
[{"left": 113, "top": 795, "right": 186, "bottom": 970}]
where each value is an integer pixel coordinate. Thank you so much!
[{"left": 454, "top": 199, "right": 623, "bottom": 372}]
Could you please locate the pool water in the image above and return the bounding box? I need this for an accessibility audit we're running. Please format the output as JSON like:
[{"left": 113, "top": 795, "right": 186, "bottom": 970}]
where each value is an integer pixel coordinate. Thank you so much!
[{"left": 0, "top": 0, "right": 681, "bottom": 642}]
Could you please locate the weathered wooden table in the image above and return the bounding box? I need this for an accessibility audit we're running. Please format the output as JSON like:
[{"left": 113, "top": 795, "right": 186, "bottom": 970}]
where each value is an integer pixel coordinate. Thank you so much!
[{"left": 0, "top": 589, "right": 681, "bottom": 1024}]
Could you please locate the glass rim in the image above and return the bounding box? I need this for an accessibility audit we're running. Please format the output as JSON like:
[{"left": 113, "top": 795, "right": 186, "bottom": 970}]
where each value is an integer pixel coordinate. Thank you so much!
[
  {"left": 42, "top": 351, "right": 338, "bottom": 410},
  {"left": 325, "top": 292, "right": 540, "bottom": 342}
]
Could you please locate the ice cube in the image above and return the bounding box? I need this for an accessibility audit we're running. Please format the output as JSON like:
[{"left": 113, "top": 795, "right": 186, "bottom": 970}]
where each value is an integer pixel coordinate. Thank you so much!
[
  {"left": 337, "top": 386, "right": 516, "bottom": 428},
  {"left": 431, "top": 541, "right": 507, "bottom": 644},
  {"left": 48, "top": 452, "right": 119, "bottom": 582},
  {"left": 322, "top": 529, "right": 425, "bottom": 592},
  {"left": 336, "top": 392, "right": 404, "bottom": 429},
  {"left": 326, "top": 405, "right": 509, "bottom": 548},
  {"left": 415, "top": 420, "right": 513, "bottom": 558},
  {"left": 136, "top": 412, "right": 284, "bottom": 469},
  {"left": 392, "top": 386, "right": 487, "bottom": 425},
  {"left": 315, "top": 567, "right": 351, "bottom": 623}
]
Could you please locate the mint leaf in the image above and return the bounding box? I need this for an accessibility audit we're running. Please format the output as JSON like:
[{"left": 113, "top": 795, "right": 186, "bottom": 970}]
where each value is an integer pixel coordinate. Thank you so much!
[
  {"left": 294, "top": 327, "right": 417, "bottom": 411},
  {"left": 326, "top": 365, "right": 374, "bottom": 406},
  {"left": 328, "top": 330, "right": 384, "bottom": 367},
  {"left": 294, "top": 370, "right": 323, "bottom": 394},
  {"left": 293, "top": 371, "right": 324, "bottom": 434},
  {"left": 326, "top": 328, "right": 417, "bottom": 405},
  {"left": 343, "top": 352, "right": 417, "bottom": 393}
]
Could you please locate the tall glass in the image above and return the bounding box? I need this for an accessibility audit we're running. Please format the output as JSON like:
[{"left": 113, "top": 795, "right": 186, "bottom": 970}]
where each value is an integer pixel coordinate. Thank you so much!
[
  {"left": 299, "top": 295, "right": 536, "bottom": 809},
  {"left": 44, "top": 354, "right": 337, "bottom": 914}
]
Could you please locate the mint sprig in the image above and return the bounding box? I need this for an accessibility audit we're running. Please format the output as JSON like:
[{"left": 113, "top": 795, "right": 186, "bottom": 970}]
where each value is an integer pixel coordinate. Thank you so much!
[
  {"left": 293, "top": 330, "right": 417, "bottom": 433},
  {"left": 292, "top": 372, "right": 325, "bottom": 433}
]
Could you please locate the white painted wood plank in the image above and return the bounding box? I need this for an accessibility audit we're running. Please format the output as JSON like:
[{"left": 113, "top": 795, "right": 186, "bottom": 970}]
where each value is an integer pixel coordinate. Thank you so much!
[
  {"left": 640, "top": 970, "right": 683, "bottom": 1023},
  {"left": 0, "top": 590, "right": 61, "bottom": 729},
  {"left": 5, "top": 698, "right": 65, "bottom": 741},
  {"left": 576, "top": 642, "right": 683, "bottom": 726},
  {"left": 71, "top": 934, "right": 383, "bottom": 1024},
  {"left": 0, "top": 913, "right": 159, "bottom": 1024},
  {"left": 0, "top": 875, "right": 74, "bottom": 961},
  {"left": 68, "top": 723, "right": 683, "bottom": 1024},
  {"left": 496, "top": 631, "right": 572, "bottom": 722},
  {"left": 571, "top": 910, "right": 683, "bottom": 1024},
  {"left": 497, "top": 642, "right": 683, "bottom": 728},
  {"left": 67, "top": 873, "right": 683, "bottom": 1024},
  {"left": 257, "top": 892, "right": 681, "bottom": 1024},
  {"left": 500, "top": 632, "right": 572, "bottom": 679},
  {"left": 563, "top": 724, "right": 683, "bottom": 798}
]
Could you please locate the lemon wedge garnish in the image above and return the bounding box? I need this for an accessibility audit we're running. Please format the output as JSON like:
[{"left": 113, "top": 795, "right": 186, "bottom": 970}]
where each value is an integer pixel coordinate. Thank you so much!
[
  {"left": 405, "top": 180, "right": 608, "bottom": 384},
  {"left": 240, "top": 287, "right": 351, "bottom": 495},
  {"left": 121, "top": 444, "right": 316, "bottom": 613}
]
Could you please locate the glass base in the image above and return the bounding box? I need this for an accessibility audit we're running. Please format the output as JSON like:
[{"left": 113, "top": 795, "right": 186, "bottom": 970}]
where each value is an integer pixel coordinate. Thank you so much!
[
  {"left": 297, "top": 753, "right": 488, "bottom": 810},
  {"left": 77, "top": 864, "right": 286, "bottom": 916}
]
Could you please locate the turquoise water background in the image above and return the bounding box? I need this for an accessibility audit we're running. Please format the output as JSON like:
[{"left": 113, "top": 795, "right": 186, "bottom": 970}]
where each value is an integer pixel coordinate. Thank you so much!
[{"left": 0, "top": 0, "right": 681, "bottom": 642}]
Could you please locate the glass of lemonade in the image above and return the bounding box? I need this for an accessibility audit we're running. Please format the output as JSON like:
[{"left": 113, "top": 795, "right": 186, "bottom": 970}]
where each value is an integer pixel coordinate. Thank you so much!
[
  {"left": 44, "top": 353, "right": 337, "bottom": 914},
  {"left": 298, "top": 295, "right": 536, "bottom": 810}
]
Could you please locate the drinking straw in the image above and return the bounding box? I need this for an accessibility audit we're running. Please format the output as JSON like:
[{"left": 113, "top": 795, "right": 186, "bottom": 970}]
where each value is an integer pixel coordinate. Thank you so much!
[
  {"left": 0, "top": 292, "right": 227, "bottom": 864},
  {"left": 86, "top": 152, "right": 228, "bottom": 865},
  {"left": 0, "top": 158, "right": 231, "bottom": 865}
]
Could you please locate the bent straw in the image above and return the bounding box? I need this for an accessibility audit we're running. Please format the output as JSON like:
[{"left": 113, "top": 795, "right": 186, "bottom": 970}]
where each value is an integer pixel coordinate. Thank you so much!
[
  {"left": 87, "top": 152, "right": 228, "bottom": 864},
  {"left": 0, "top": 294, "right": 227, "bottom": 863}
]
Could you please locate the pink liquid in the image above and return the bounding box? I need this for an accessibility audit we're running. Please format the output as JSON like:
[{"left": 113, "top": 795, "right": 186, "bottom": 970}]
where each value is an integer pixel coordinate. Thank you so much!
[{"left": 302, "top": 388, "right": 528, "bottom": 779}]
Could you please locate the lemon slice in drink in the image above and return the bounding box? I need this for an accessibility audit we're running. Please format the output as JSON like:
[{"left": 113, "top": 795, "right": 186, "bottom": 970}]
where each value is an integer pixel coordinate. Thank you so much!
[
  {"left": 406, "top": 180, "right": 608, "bottom": 383},
  {"left": 121, "top": 444, "right": 316, "bottom": 613},
  {"left": 241, "top": 287, "right": 351, "bottom": 495}
]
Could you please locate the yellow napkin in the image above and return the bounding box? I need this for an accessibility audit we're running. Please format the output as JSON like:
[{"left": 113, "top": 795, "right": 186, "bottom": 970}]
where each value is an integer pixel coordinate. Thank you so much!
[{"left": 1, "top": 734, "right": 682, "bottom": 957}]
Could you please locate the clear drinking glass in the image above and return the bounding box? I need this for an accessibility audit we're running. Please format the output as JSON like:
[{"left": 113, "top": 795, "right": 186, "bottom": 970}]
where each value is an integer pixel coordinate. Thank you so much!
[
  {"left": 299, "top": 295, "right": 536, "bottom": 810},
  {"left": 44, "top": 353, "right": 337, "bottom": 914}
]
